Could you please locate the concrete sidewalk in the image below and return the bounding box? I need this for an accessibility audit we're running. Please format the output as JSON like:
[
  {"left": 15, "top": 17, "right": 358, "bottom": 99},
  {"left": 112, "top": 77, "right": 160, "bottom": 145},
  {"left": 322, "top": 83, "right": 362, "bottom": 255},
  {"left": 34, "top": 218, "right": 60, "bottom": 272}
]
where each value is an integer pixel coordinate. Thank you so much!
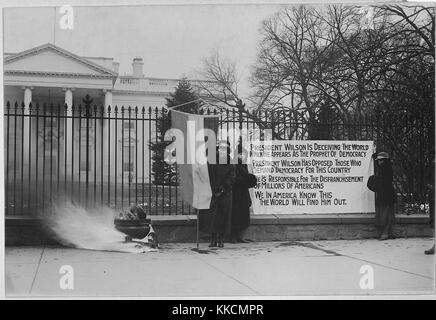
[{"left": 5, "top": 238, "right": 435, "bottom": 297}]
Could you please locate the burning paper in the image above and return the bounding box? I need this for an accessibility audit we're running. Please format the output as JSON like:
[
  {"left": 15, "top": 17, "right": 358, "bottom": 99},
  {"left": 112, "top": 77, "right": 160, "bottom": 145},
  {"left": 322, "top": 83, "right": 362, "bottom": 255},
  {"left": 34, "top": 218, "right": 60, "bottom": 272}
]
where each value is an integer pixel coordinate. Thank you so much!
[{"left": 43, "top": 200, "right": 157, "bottom": 253}]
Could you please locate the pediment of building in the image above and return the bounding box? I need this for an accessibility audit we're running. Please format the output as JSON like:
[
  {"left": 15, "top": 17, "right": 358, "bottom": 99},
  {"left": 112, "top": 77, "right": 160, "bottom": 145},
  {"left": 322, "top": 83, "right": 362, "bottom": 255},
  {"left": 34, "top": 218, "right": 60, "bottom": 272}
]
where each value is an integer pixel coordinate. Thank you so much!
[{"left": 4, "top": 43, "right": 116, "bottom": 78}]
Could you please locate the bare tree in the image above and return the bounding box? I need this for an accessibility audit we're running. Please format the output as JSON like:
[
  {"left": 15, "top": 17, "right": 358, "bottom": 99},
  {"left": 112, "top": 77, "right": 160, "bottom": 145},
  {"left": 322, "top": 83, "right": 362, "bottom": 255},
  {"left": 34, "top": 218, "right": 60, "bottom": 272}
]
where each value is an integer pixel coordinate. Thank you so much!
[
  {"left": 196, "top": 51, "right": 284, "bottom": 139},
  {"left": 197, "top": 3, "right": 433, "bottom": 143},
  {"left": 251, "top": 4, "right": 434, "bottom": 126},
  {"left": 379, "top": 4, "right": 434, "bottom": 59},
  {"left": 197, "top": 4, "right": 434, "bottom": 200}
]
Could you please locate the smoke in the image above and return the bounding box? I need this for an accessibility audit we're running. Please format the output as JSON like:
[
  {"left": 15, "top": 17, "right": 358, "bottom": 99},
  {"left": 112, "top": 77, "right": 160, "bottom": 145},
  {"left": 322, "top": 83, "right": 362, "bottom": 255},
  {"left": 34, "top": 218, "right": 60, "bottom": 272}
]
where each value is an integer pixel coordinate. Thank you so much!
[{"left": 43, "top": 200, "right": 155, "bottom": 253}]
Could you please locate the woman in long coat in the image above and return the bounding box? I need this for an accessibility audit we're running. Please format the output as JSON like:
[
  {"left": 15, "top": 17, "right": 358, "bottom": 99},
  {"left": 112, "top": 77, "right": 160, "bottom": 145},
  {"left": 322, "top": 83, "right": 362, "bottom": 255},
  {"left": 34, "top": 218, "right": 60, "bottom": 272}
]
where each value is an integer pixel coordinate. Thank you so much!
[
  {"left": 371, "top": 152, "right": 397, "bottom": 240},
  {"left": 230, "top": 146, "right": 253, "bottom": 243},
  {"left": 199, "top": 142, "right": 235, "bottom": 248}
]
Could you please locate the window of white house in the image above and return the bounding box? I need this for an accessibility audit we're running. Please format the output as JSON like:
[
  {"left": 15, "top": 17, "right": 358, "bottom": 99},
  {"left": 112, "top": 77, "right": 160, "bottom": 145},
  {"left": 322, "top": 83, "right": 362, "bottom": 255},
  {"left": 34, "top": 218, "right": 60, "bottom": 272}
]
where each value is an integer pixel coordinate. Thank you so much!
[
  {"left": 80, "top": 144, "right": 92, "bottom": 172},
  {"left": 123, "top": 121, "right": 135, "bottom": 130},
  {"left": 44, "top": 140, "right": 56, "bottom": 151},
  {"left": 43, "top": 154, "right": 58, "bottom": 176},
  {"left": 44, "top": 117, "right": 58, "bottom": 128},
  {"left": 123, "top": 146, "right": 135, "bottom": 172},
  {"left": 80, "top": 118, "right": 93, "bottom": 129}
]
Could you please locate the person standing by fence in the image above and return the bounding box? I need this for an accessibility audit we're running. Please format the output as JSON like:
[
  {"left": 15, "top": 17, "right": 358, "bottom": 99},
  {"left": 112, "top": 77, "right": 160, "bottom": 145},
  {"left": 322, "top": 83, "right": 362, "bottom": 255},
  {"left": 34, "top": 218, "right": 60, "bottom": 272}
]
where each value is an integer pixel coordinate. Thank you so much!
[
  {"left": 367, "top": 151, "right": 397, "bottom": 240},
  {"left": 206, "top": 141, "right": 236, "bottom": 248},
  {"left": 230, "top": 145, "right": 257, "bottom": 243},
  {"left": 425, "top": 156, "right": 435, "bottom": 255}
]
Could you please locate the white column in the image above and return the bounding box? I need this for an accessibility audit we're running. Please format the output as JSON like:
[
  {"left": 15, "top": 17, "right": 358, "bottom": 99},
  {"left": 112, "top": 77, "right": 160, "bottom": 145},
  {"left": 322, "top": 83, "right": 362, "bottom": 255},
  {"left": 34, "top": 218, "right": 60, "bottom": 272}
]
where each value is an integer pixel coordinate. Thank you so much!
[
  {"left": 22, "top": 86, "right": 33, "bottom": 179},
  {"left": 63, "top": 88, "right": 75, "bottom": 181},
  {"left": 102, "top": 89, "right": 112, "bottom": 184},
  {"left": 104, "top": 89, "right": 113, "bottom": 109},
  {"left": 22, "top": 86, "right": 34, "bottom": 111},
  {"left": 64, "top": 88, "right": 74, "bottom": 111}
]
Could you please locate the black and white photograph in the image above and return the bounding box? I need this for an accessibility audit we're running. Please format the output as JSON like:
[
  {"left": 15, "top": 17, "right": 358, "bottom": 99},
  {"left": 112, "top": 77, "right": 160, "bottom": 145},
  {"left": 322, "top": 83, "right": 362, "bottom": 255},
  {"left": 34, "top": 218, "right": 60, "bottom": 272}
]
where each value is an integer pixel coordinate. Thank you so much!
[{"left": 1, "top": 0, "right": 435, "bottom": 300}]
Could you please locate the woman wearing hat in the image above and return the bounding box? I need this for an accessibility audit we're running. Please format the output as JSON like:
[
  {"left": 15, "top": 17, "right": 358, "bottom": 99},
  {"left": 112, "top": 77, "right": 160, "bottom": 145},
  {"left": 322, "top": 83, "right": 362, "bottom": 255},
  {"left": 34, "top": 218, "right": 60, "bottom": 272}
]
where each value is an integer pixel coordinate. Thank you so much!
[
  {"left": 230, "top": 144, "right": 257, "bottom": 243},
  {"left": 368, "top": 151, "right": 397, "bottom": 240},
  {"left": 206, "top": 141, "right": 235, "bottom": 248}
]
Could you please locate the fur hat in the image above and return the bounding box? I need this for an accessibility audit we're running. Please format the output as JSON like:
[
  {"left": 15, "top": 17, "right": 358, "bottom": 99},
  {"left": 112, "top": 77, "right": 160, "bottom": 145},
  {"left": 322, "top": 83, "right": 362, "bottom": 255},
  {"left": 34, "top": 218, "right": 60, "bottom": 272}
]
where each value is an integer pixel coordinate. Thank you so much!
[{"left": 376, "top": 151, "right": 390, "bottom": 160}]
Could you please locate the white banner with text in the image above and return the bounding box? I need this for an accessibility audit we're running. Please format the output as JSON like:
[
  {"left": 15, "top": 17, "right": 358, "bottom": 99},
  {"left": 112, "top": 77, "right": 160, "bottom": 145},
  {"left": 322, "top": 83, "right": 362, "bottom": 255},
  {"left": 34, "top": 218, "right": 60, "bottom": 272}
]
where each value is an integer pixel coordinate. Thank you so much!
[{"left": 249, "top": 140, "right": 375, "bottom": 214}]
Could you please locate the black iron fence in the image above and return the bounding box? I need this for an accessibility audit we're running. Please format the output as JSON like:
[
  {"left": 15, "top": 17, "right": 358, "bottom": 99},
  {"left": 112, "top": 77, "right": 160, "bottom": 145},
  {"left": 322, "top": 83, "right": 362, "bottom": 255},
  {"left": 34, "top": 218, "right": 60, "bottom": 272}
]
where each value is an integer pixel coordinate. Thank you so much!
[{"left": 4, "top": 100, "right": 434, "bottom": 216}]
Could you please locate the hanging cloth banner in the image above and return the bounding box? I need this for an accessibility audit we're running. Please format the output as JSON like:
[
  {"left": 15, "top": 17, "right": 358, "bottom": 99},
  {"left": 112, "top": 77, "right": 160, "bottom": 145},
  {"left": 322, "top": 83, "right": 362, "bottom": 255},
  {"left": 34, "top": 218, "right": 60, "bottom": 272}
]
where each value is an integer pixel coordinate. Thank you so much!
[{"left": 171, "top": 109, "right": 219, "bottom": 209}]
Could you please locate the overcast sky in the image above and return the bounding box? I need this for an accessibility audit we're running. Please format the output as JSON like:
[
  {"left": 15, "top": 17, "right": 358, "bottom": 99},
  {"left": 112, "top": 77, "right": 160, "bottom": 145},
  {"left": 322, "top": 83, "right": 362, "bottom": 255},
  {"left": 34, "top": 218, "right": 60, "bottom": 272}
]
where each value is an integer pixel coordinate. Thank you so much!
[
  {"left": 3, "top": 4, "right": 290, "bottom": 99},
  {"left": 3, "top": 0, "right": 424, "bottom": 100}
]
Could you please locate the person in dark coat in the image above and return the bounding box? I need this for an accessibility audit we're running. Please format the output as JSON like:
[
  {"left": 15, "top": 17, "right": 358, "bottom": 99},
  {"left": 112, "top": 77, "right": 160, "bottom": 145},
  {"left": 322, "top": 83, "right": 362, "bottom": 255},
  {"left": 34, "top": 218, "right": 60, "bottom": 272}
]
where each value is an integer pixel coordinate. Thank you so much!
[
  {"left": 425, "top": 156, "right": 435, "bottom": 255},
  {"left": 370, "top": 151, "right": 397, "bottom": 240},
  {"left": 230, "top": 145, "right": 253, "bottom": 243},
  {"left": 199, "top": 141, "right": 235, "bottom": 248}
]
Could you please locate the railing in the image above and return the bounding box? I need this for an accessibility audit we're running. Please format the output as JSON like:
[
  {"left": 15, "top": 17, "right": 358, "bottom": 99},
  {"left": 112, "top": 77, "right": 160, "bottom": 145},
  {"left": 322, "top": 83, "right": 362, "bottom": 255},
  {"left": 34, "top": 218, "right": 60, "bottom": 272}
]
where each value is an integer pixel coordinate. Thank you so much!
[
  {"left": 119, "top": 78, "right": 140, "bottom": 85},
  {"left": 4, "top": 101, "right": 192, "bottom": 216},
  {"left": 4, "top": 101, "right": 434, "bottom": 217},
  {"left": 114, "top": 77, "right": 218, "bottom": 93}
]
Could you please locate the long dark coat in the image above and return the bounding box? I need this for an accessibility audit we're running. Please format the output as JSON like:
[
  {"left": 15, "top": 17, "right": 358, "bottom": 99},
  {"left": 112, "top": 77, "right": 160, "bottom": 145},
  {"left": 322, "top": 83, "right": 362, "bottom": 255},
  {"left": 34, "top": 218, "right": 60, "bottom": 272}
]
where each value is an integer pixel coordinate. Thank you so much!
[
  {"left": 199, "top": 161, "right": 235, "bottom": 235},
  {"left": 231, "top": 164, "right": 252, "bottom": 233},
  {"left": 374, "top": 161, "right": 396, "bottom": 206},
  {"left": 428, "top": 158, "right": 435, "bottom": 228}
]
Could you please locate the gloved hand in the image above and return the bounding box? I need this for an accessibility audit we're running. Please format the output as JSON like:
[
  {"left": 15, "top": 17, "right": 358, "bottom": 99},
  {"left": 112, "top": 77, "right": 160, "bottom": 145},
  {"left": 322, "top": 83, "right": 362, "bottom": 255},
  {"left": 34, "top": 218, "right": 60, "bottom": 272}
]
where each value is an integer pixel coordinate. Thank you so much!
[{"left": 214, "top": 186, "right": 225, "bottom": 198}]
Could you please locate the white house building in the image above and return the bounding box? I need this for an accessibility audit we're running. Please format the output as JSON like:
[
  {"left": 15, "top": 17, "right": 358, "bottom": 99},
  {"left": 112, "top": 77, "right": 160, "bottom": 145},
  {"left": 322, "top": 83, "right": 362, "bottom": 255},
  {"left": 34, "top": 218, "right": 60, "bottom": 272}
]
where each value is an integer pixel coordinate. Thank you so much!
[{"left": 3, "top": 43, "right": 215, "bottom": 187}]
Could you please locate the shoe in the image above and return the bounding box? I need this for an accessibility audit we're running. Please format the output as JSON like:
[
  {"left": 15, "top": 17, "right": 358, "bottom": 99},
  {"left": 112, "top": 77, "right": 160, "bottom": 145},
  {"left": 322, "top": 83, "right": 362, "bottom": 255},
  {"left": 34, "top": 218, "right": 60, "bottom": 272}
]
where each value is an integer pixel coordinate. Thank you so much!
[
  {"left": 230, "top": 234, "right": 237, "bottom": 244},
  {"left": 209, "top": 234, "right": 217, "bottom": 247},
  {"left": 217, "top": 234, "right": 224, "bottom": 248},
  {"left": 379, "top": 233, "right": 389, "bottom": 241},
  {"left": 208, "top": 241, "right": 217, "bottom": 248},
  {"left": 425, "top": 245, "right": 435, "bottom": 255}
]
